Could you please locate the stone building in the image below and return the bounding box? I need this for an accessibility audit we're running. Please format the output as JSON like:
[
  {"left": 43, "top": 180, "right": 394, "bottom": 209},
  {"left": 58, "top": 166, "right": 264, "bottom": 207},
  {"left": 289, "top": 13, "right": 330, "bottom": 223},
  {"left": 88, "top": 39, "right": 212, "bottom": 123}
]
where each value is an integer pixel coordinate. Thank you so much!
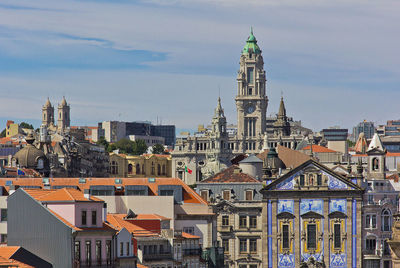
[
  {"left": 172, "top": 30, "right": 309, "bottom": 186},
  {"left": 260, "top": 159, "right": 363, "bottom": 268},
  {"left": 196, "top": 165, "right": 264, "bottom": 268}
]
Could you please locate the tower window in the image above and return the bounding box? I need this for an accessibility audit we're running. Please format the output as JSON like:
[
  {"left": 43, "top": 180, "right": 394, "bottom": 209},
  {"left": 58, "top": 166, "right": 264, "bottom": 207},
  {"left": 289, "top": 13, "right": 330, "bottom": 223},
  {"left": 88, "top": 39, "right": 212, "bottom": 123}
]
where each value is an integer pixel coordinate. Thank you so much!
[{"left": 247, "top": 67, "right": 254, "bottom": 84}]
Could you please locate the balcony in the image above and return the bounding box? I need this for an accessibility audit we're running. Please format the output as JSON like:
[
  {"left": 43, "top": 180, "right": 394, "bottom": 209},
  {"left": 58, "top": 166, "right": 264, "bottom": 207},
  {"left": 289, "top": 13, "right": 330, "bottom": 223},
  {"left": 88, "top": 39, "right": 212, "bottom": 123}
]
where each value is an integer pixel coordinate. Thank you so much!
[
  {"left": 183, "top": 248, "right": 202, "bottom": 256},
  {"left": 143, "top": 252, "right": 173, "bottom": 261},
  {"left": 219, "top": 225, "right": 233, "bottom": 232}
]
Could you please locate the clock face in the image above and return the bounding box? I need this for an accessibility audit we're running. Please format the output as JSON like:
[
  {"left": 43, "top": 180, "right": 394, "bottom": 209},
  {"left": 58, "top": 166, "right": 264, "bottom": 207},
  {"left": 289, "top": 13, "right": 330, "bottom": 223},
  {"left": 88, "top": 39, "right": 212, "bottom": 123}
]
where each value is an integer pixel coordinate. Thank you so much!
[{"left": 246, "top": 104, "right": 255, "bottom": 114}]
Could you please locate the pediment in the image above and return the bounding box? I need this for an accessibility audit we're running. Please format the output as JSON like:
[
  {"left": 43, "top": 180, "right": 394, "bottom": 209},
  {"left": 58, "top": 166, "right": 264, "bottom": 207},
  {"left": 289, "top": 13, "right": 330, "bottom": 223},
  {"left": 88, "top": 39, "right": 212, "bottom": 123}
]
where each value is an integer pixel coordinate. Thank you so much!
[
  {"left": 301, "top": 211, "right": 324, "bottom": 219},
  {"left": 328, "top": 211, "right": 347, "bottom": 218},
  {"left": 277, "top": 211, "right": 295, "bottom": 219},
  {"left": 262, "top": 159, "right": 362, "bottom": 192}
]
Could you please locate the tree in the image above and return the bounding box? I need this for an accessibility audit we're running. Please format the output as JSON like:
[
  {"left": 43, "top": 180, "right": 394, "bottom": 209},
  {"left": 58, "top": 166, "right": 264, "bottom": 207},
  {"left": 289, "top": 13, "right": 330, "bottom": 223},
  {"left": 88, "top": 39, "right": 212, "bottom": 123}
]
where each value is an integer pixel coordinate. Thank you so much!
[
  {"left": 152, "top": 143, "right": 165, "bottom": 154},
  {"left": 19, "top": 122, "right": 34, "bottom": 129},
  {"left": 96, "top": 136, "right": 109, "bottom": 150},
  {"left": 114, "top": 138, "right": 134, "bottom": 154},
  {"left": 132, "top": 139, "right": 148, "bottom": 155}
]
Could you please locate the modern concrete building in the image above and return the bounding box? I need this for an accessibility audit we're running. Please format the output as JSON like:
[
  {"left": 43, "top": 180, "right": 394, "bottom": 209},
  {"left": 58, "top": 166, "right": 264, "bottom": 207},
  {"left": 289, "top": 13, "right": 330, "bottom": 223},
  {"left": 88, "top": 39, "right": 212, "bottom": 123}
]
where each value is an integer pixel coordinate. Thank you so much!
[{"left": 352, "top": 121, "right": 375, "bottom": 143}]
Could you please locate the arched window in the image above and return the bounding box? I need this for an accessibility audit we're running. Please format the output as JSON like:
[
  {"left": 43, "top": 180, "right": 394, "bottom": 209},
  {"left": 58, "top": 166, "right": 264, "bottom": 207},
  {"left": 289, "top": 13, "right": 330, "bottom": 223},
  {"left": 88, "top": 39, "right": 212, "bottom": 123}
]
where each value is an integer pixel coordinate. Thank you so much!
[
  {"left": 372, "top": 158, "right": 379, "bottom": 171},
  {"left": 162, "top": 165, "right": 166, "bottom": 175},
  {"left": 382, "top": 209, "right": 391, "bottom": 231},
  {"left": 157, "top": 164, "right": 161, "bottom": 175},
  {"left": 128, "top": 164, "right": 133, "bottom": 174},
  {"left": 111, "top": 161, "right": 118, "bottom": 175},
  {"left": 136, "top": 164, "right": 140, "bottom": 175},
  {"left": 151, "top": 162, "right": 155, "bottom": 175},
  {"left": 44, "top": 114, "right": 46, "bottom": 120}
]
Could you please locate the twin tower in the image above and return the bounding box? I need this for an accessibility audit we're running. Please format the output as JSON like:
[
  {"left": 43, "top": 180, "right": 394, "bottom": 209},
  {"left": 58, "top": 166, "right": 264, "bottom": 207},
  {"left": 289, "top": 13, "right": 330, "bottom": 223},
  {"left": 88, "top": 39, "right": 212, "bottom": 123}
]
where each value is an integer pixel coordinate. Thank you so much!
[{"left": 42, "top": 97, "right": 70, "bottom": 132}]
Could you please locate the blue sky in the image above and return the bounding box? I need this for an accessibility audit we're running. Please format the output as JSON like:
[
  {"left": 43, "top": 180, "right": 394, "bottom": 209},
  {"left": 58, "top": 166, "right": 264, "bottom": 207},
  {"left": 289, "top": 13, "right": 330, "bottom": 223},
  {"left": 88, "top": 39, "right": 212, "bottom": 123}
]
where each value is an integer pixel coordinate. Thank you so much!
[{"left": 0, "top": 0, "right": 399, "bottom": 133}]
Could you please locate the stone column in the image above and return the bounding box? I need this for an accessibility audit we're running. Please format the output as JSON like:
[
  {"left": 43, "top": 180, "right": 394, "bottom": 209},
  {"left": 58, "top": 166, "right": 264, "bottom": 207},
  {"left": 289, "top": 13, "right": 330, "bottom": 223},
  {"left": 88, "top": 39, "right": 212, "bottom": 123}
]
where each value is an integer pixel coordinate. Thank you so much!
[
  {"left": 324, "top": 198, "right": 329, "bottom": 267},
  {"left": 294, "top": 199, "right": 301, "bottom": 266}
]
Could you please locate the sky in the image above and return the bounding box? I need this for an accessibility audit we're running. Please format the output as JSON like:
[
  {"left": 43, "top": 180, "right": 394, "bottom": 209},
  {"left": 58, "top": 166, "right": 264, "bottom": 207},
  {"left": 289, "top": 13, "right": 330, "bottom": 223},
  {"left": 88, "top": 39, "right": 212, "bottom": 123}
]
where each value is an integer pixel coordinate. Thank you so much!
[{"left": 0, "top": 0, "right": 399, "bottom": 133}]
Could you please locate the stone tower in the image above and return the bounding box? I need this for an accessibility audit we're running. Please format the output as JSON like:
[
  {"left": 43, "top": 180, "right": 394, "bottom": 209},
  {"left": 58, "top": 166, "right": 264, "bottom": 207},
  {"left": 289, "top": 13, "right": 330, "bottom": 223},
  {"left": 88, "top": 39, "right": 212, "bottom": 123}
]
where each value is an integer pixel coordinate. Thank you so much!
[
  {"left": 42, "top": 98, "right": 54, "bottom": 127},
  {"left": 236, "top": 28, "right": 268, "bottom": 141},
  {"left": 210, "top": 97, "right": 228, "bottom": 153},
  {"left": 57, "top": 96, "right": 70, "bottom": 132},
  {"left": 367, "top": 133, "right": 386, "bottom": 180},
  {"left": 273, "top": 97, "right": 291, "bottom": 136}
]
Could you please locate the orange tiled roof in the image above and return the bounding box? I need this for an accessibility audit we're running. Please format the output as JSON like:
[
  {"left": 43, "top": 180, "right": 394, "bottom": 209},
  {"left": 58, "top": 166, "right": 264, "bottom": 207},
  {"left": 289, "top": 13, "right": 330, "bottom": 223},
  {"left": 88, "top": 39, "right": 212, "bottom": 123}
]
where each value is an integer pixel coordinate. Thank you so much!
[
  {"left": 137, "top": 264, "right": 149, "bottom": 268},
  {"left": 302, "top": 145, "right": 338, "bottom": 153},
  {"left": 201, "top": 165, "right": 259, "bottom": 183},
  {"left": 25, "top": 188, "right": 103, "bottom": 202},
  {"left": 107, "top": 214, "right": 159, "bottom": 237},
  {"left": 182, "top": 232, "right": 200, "bottom": 239},
  {"left": 0, "top": 246, "right": 20, "bottom": 259},
  {"left": 0, "top": 177, "right": 207, "bottom": 205},
  {"left": 133, "top": 214, "right": 170, "bottom": 221},
  {"left": 257, "top": 145, "right": 311, "bottom": 169}
]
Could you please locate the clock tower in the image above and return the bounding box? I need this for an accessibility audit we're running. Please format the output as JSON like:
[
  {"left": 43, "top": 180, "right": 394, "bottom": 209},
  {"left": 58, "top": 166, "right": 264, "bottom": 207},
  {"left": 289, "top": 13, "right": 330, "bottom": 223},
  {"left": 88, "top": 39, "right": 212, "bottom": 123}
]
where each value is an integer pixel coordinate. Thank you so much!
[{"left": 236, "top": 28, "right": 268, "bottom": 144}]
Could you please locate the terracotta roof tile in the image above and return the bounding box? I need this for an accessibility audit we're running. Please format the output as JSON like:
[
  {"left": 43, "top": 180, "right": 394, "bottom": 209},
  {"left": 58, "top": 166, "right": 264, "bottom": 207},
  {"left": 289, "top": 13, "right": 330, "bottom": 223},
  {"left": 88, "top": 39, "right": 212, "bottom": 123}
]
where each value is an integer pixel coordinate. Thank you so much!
[
  {"left": 107, "top": 214, "right": 159, "bottom": 237},
  {"left": 302, "top": 145, "right": 338, "bottom": 153},
  {"left": 26, "top": 188, "right": 103, "bottom": 202},
  {"left": 0, "top": 246, "right": 20, "bottom": 259},
  {"left": 201, "top": 165, "right": 259, "bottom": 183},
  {"left": 181, "top": 232, "right": 200, "bottom": 239}
]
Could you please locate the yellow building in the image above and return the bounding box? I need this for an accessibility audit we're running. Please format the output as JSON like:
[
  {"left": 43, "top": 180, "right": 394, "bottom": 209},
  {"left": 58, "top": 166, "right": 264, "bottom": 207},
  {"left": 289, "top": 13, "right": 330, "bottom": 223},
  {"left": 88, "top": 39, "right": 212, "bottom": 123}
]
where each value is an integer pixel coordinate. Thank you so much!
[
  {"left": 6, "top": 121, "right": 19, "bottom": 138},
  {"left": 109, "top": 153, "right": 172, "bottom": 178}
]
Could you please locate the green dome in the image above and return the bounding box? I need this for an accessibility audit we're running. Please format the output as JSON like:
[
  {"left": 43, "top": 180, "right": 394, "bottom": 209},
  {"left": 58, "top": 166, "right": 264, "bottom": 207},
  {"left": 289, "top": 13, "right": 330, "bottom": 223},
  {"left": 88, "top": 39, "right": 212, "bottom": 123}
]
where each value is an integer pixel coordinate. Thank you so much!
[{"left": 242, "top": 27, "right": 261, "bottom": 55}]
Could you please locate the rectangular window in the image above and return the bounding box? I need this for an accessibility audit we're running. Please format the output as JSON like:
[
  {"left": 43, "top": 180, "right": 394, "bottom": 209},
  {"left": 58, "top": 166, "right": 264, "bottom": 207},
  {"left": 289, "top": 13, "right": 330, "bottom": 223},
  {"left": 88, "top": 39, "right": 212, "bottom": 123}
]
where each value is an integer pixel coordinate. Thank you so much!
[
  {"left": 106, "top": 240, "right": 111, "bottom": 265},
  {"left": 82, "top": 211, "right": 87, "bottom": 225},
  {"left": 120, "top": 242, "right": 124, "bottom": 256},
  {"left": 300, "top": 175, "right": 305, "bottom": 186},
  {"left": 92, "top": 211, "right": 97, "bottom": 226},
  {"left": 96, "top": 240, "right": 101, "bottom": 265},
  {"left": 366, "top": 239, "right": 376, "bottom": 251},
  {"left": 334, "top": 223, "right": 341, "bottom": 249},
  {"left": 282, "top": 224, "right": 290, "bottom": 249},
  {"left": 247, "top": 67, "right": 254, "bottom": 84},
  {"left": 239, "top": 216, "right": 247, "bottom": 228},
  {"left": 368, "top": 195, "right": 374, "bottom": 204},
  {"left": 366, "top": 215, "right": 371, "bottom": 228},
  {"left": 126, "top": 242, "right": 129, "bottom": 256},
  {"left": 222, "top": 239, "right": 229, "bottom": 253},
  {"left": 85, "top": 241, "right": 91, "bottom": 266},
  {"left": 317, "top": 174, "right": 322, "bottom": 185},
  {"left": 249, "top": 238, "right": 257, "bottom": 253},
  {"left": 245, "top": 190, "right": 253, "bottom": 201},
  {"left": 160, "top": 190, "right": 174, "bottom": 196},
  {"left": 239, "top": 239, "right": 247, "bottom": 253},
  {"left": 372, "top": 215, "right": 376, "bottom": 228},
  {"left": 183, "top": 227, "right": 194, "bottom": 235},
  {"left": 0, "top": 209, "right": 7, "bottom": 222},
  {"left": 222, "top": 215, "right": 229, "bottom": 226},
  {"left": 200, "top": 190, "right": 209, "bottom": 201},
  {"left": 223, "top": 190, "right": 230, "bottom": 200},
  {"left": 249, "top": 216, "right": 257, "bottom": 229},
  {"left": 74, "top": 241, "right": 80, "bottom": 261},
  {"left": 307, "top": 224, "right": 317, "bottom": 249}
]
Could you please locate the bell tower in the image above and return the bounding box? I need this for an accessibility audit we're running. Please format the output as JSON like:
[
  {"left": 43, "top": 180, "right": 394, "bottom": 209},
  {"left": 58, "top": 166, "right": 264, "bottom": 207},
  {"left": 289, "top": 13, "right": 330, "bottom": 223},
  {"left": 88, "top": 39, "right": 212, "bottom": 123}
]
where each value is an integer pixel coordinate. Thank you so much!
[
  {"left": 57, "top": 96, "right": 70, "bottom": 132},
  {"left": 236, "top": 28, "right": 268, "bottom": 142},
  {"left": 42, "top": 98, "right": 54, "bottom": 127}
]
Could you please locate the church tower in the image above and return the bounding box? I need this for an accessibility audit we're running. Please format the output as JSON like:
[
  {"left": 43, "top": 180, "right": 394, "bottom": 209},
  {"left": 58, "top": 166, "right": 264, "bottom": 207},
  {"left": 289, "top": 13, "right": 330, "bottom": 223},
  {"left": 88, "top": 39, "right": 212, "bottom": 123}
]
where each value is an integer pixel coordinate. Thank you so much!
[
  {"left": 367, "top": 133, "right": 386, "bottom": 180},
  {"left": 57, "top": 96, "right": 70, "bottom": 132},
  {"left": 42, "top": 98, "right": 54, "bottom": 127},
  {"left": 236, "top": 28, "right": 268, "bottom": 143},
  {"left": 273, "top": 97, "right": 291, "bottom": 136},
  {"left": 211, "top": 97, "right": 227, "bottom": 139}
]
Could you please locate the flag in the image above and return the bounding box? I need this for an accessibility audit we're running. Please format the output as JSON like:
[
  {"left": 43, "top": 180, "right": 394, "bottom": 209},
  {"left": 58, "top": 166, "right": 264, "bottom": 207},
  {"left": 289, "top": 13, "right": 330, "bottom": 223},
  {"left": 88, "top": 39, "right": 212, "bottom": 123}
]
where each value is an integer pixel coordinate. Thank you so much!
[
  {"left": 185, "top": 166, "right": 192, "bottom": 174},
  {"left": 17, "top": 168, "right": 25, "bottom": 176}
]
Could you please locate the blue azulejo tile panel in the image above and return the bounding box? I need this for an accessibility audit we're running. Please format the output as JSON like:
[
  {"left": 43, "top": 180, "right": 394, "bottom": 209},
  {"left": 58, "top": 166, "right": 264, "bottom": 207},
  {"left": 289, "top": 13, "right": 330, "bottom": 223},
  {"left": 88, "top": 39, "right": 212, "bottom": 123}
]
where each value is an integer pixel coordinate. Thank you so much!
[
  {"left": 278, "top": 254, "right": 295, "bottom": 268},
  {"left": 278, "top": 199, "right": 294, "bottom": 214},
  {"left": 329, "top": 199, "right": 347, "bottom": 214},
  {"left": 326, "top": 173, "right": 348, "bottom": 190},
  {"left": 300, "top": 199, "right": 323, "bottom": 215},
  {"left": 276, "top": 173, "right": 299, "bottom": 190},
  {"left": 302, "top": 253, "right": 323, "bottom": 263},
  {"left": 330, "top": 253, "right": 347, "bottom": 268}
]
